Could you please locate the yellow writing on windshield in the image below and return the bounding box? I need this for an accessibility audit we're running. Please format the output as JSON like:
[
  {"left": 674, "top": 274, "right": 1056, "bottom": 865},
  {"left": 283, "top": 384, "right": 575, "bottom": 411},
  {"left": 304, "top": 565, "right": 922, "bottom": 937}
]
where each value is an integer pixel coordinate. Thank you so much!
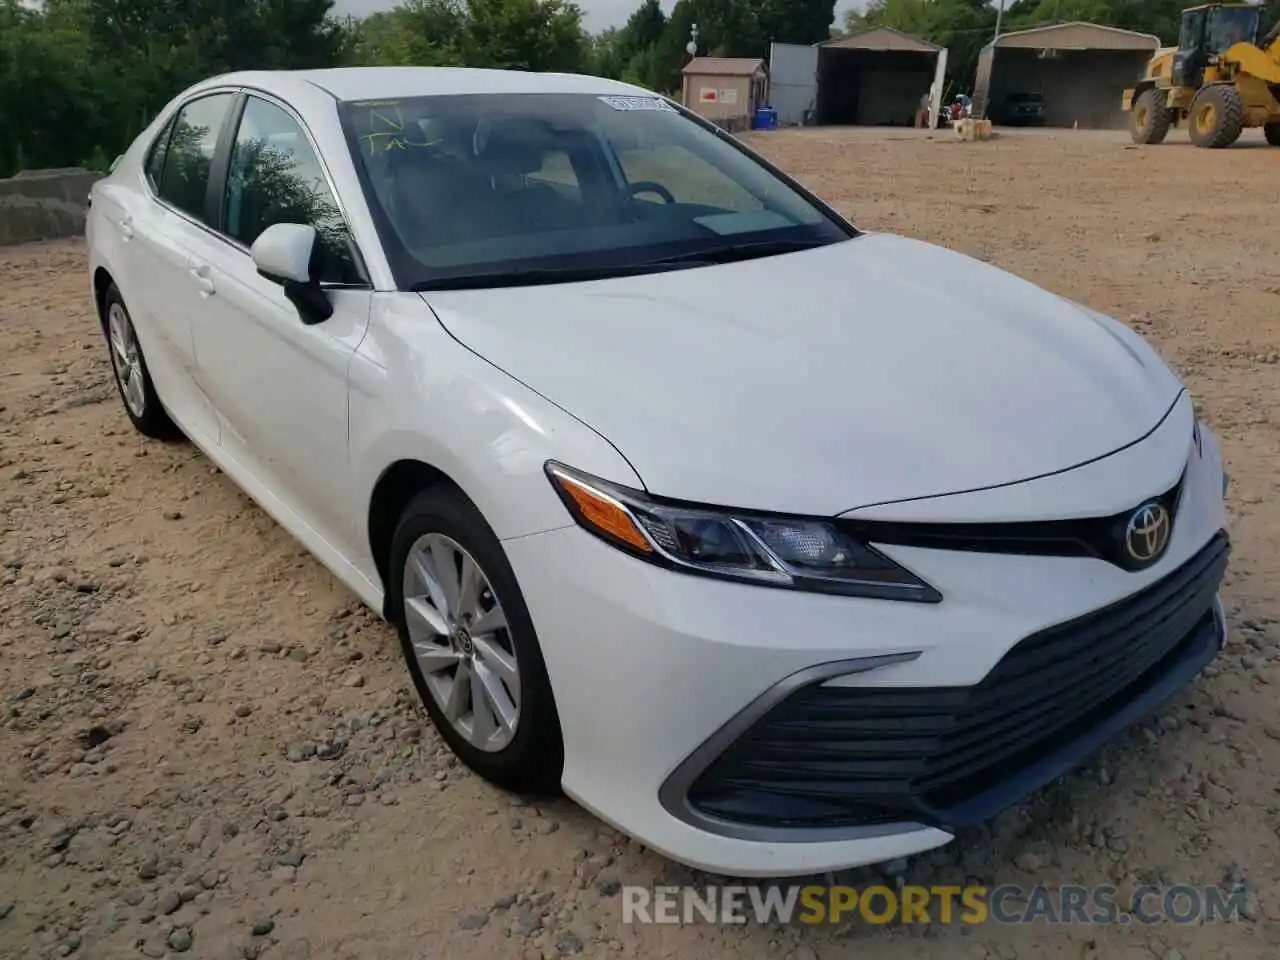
[{"left": 358, "top": 106, "right": 438, "bottom": 155}]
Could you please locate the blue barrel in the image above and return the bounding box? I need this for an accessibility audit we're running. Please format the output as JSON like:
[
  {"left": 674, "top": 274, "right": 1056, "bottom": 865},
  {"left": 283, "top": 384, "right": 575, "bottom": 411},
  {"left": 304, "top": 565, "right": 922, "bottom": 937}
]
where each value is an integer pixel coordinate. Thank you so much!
[{"left": 753, "top": 107, "right": 778, "bottom": 130}]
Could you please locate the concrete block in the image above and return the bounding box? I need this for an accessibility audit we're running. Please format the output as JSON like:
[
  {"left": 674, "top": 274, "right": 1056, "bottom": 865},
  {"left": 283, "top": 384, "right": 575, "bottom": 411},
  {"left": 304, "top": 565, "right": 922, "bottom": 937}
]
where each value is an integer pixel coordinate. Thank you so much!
[{"left": 0, "top": 168, "right": 103, "bottom": 246}]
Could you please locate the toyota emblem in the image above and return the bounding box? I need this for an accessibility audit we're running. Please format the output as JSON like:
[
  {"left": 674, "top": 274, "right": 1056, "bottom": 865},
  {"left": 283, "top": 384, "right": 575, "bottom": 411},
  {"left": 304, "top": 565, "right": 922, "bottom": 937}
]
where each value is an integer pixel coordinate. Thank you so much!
[{"left": 1123, "top": 501, "right": 1171, "bottom": 566}]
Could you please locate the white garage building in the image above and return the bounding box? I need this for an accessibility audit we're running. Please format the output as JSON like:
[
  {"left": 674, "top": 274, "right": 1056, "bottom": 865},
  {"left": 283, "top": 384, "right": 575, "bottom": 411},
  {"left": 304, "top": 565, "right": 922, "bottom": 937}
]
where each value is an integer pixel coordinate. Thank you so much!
[{"left": 770, "top": 28, "right": 949, "bottom": 128}]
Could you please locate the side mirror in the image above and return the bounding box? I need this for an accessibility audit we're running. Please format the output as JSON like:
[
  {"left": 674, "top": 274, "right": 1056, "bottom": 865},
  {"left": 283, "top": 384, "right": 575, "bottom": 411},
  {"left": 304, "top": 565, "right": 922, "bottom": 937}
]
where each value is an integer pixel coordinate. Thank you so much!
[{"left": 251, "top": 223, "right": 334, "bottom": 325}]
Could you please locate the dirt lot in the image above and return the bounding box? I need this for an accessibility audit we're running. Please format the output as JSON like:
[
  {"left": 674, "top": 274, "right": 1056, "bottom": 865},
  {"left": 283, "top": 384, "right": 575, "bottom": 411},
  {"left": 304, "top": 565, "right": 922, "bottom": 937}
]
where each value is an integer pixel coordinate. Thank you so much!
[{"left": 2, "top": 127, "right": 1279, "bottom": 960}]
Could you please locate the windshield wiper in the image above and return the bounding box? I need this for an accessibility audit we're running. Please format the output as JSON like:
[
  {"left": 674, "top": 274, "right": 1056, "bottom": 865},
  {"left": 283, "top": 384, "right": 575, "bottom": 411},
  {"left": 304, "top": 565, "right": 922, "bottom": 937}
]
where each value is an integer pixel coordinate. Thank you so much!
[
  {"left": 409, "top": 238, "right": 839, "bottom": 291},
  {"left": 643, "top": 237, "right": 837, "bottom": 267},
  {"left": 410, "top": 260, "right": 703, "bottom": 292}
]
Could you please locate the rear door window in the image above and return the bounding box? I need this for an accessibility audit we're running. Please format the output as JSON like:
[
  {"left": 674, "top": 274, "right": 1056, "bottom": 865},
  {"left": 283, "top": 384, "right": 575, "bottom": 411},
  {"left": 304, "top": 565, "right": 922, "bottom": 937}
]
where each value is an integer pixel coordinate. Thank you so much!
[
  {"left": 145, "top": 116, "right": 176, "bottom": 192},
  {"left": 156, "top": 93, "right": 236, "bottom": 223}
]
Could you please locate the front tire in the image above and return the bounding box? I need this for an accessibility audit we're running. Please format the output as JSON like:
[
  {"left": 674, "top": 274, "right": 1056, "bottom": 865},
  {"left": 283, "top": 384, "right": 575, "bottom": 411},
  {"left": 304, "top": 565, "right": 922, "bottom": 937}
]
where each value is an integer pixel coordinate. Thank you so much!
[
  {"left": 1130, "top": 89, "right": 1171, "bottom": 144},
  {"left": 1264, "top": 122, "right": 1280, "bottom": 146},
  {"left": 388, "top": 487, "right": 564, "bottom": 794},
  {"left": 102, "top": 285, "right": 181, "bottom": 439},
  {"left": 1188, "top": 85, "right": 1244, "bottom": 148}
]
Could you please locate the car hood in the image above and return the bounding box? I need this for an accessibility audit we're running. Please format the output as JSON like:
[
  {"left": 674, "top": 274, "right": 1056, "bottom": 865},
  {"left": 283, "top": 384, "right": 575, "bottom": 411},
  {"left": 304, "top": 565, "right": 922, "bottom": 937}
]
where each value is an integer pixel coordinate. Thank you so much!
[{"left": 423, "top": 232, "right": 1183, "bottom": 516}]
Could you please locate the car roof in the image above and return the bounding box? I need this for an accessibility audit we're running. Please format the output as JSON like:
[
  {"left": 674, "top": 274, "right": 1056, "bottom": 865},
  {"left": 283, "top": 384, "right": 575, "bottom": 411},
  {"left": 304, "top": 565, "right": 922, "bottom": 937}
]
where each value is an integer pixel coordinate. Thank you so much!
[{"left": 200, "top": 67, "right": 649, "bottom": 103}]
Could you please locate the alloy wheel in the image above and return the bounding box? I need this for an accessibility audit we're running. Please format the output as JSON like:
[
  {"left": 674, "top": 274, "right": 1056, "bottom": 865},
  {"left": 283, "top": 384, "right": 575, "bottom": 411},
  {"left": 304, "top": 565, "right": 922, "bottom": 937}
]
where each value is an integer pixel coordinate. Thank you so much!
[
  {"left": 107, "top": 303, "right": 146, "bottom": 418},
  {"left": 402, "top": 533, "right": 520, "bottom": 752}
]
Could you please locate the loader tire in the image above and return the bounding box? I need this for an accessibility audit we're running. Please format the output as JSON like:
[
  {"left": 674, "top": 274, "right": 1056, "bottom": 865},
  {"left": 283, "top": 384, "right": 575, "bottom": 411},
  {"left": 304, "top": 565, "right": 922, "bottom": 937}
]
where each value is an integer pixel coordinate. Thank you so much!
[
  {"left": 1265, "top": 123, "right": 1280, "bottom": 146},
  {"left": 1188, "top": 85, "right": 1243, "bottom": 148},
  {"left": 1130, "top": 89, "right": 1171, "bottom": 144}
]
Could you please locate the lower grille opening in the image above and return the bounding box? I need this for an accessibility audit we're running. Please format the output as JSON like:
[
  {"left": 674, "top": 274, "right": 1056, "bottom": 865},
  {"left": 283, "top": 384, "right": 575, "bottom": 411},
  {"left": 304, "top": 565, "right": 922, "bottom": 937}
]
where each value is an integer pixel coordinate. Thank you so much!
[{"left": 684, "top": 532, "right": 1229, "bottom": 831}]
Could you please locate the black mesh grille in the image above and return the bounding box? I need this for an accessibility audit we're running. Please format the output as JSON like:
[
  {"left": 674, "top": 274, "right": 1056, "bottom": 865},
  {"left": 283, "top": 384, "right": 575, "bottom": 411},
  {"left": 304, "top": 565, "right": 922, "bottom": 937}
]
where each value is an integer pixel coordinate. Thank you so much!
[{"left": 685, "top": 532, "right": 1229, "bottom": 830}]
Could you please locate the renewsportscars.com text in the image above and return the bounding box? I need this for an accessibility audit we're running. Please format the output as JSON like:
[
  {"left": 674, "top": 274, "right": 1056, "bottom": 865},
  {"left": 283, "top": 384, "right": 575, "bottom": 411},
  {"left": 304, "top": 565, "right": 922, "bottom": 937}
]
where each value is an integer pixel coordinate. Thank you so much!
[{"left": 621, "top": 883, "right": 1251, "bottom": 926}]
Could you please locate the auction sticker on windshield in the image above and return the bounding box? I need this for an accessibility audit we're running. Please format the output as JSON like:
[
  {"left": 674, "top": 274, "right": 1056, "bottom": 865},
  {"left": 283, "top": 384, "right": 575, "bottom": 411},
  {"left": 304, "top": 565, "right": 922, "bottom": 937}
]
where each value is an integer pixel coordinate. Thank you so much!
[{"left": 598, "top": 95, "right": 677, "bottom": 112}]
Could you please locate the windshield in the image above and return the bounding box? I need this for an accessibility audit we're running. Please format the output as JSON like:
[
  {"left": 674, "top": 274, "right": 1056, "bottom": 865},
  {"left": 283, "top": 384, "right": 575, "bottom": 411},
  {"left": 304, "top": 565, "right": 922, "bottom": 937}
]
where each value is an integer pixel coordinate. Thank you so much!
[
  {"left": 338, "top": 92, "right": 852, "bottom": 289},
  {"left": 1206, "top": 6, "right": 1259, "bottom": 51}
]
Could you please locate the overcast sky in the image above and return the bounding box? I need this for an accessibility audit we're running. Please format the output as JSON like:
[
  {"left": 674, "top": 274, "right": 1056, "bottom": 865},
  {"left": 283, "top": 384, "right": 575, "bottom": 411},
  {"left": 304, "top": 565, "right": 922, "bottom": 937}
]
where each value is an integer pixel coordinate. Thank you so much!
[{"left": 333, "top": 0, "right": 862, "bottom": 36}]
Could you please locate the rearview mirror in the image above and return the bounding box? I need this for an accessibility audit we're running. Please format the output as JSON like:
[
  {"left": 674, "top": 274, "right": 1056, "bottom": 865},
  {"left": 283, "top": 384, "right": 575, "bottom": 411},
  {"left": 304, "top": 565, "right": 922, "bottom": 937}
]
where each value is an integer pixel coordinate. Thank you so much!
[{"left": 251, "top": 223, "right": 333, "bottom": 325}]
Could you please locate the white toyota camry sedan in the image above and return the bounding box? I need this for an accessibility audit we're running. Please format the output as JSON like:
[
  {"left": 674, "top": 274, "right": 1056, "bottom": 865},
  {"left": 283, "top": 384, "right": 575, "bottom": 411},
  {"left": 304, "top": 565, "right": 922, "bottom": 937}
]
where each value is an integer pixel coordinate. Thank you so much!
[{"left": 86, "top": 66, "right": 1231, "bottom": 877}]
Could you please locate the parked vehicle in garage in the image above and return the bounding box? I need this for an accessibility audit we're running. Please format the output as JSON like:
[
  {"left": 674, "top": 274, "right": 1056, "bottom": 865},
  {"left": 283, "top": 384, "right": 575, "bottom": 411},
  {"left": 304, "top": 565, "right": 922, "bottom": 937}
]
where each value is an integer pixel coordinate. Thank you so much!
[
  {"left": 86, "top": 66, "right": 1230, "bottom": 878},
  {"left": 994, "top": 91, "right": 1048, "bottom": 125}
]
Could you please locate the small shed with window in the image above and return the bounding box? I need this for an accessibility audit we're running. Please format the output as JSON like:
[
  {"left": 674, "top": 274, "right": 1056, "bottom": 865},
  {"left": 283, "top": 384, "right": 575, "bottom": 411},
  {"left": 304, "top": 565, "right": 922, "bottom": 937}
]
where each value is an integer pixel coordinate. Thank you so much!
[
  {"left": 973, "top": 23, "right": 1162, "bottom": 128},
  {"left": 680, "top": 58, "right": 769, "bottom": 132}
]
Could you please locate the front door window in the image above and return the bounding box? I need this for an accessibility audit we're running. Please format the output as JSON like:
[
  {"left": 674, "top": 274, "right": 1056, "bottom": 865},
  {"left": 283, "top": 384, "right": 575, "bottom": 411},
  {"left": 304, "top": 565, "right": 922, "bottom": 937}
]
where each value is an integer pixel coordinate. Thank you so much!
[{"left": 222, "top": 96, "right": 361, "bottom": 284}]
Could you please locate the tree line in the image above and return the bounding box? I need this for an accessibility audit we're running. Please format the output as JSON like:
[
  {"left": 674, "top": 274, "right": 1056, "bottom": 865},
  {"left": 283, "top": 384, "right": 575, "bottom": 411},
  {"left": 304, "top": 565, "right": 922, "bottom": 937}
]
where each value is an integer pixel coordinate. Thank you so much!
[{"left": 2, "top": 0, "right": 1277, "bottom": 177}]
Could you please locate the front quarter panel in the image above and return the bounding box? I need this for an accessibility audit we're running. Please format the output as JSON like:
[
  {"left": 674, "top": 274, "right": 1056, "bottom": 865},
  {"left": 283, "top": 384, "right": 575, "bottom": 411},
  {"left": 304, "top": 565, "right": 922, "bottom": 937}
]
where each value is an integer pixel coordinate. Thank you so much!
[{"left": 348, "top": 293, "right": 644, "bottom": 579}]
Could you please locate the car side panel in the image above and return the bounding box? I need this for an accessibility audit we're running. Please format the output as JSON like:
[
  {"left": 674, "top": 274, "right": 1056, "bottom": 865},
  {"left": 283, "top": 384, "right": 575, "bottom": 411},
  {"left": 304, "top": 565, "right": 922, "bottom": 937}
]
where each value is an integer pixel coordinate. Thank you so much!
[
  {"left": 92, "top": 75, "right": 648, "bottom": 614},
  {"left": 186, "top": 224, "right": 374, "bottom": 557},
  {"left": 89, "top": 153, "right": 222, "bottom": 444},
  {"left": 347, "top": 293, "right": 646, "bottom": 589}
]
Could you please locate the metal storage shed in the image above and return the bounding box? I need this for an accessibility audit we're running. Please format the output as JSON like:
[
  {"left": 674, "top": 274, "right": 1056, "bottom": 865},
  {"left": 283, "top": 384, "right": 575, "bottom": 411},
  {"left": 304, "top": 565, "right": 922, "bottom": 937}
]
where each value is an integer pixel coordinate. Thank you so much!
[
  {"left": 974, "top": 22, "right": 1161, "bottom": 129},
  {"left": 770, "top": 28, "right": 949, "bottom": 128}
]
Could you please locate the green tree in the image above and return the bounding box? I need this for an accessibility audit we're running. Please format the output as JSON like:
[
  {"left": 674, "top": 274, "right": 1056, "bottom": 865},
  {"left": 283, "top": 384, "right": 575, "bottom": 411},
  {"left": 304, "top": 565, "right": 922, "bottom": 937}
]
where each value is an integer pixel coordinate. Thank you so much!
[
  {"left": 587, "top": 27, "right": 629, "bottom": 78},
  {"left": 758, "top": 0, "right": 840, "bottom": 47},
  {"left": 345, "top": 0, "right": 589, "bottom": 73},
  {"left": 0, "top": 0, "right": 352, "bottom": 177},
  {"left": 0, "top": 0, "right": 99, "bottom": 175},
  {"left": 642, "top": 0, "right": 836, "bottom": 94},
  {"left": 621, "top": 0, "right": 668, "bottom": 54},
  {"left": 462, "top": 0, "right": 588, "bottom": 72},
  {"left": 346, "top": 0, "right": 468, "bottom": 66},
  {"left": 595, "top": 0, "right": 669, "bottom": 89}
]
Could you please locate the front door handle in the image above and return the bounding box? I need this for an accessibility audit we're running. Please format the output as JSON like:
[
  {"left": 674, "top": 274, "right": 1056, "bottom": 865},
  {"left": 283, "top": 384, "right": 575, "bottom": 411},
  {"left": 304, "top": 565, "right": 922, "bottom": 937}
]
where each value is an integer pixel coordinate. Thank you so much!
[{"left": 189, "top": 266, "right": 216, "bottom": 298}]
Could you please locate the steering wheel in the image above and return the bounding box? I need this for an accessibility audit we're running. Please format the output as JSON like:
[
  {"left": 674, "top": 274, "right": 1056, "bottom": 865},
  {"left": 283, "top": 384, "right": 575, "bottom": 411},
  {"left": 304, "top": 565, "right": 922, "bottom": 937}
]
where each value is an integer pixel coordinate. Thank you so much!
[{"left": 626, "top": 180, "right": 676, "bottom": 204}]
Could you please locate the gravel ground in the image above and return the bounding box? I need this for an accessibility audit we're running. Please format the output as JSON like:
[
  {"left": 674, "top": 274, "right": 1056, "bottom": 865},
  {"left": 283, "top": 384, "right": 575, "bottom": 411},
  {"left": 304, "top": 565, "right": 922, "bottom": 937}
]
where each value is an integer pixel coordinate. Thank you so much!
[{"left": 2, "top": 126, "right": 1279, "bottom": 960}]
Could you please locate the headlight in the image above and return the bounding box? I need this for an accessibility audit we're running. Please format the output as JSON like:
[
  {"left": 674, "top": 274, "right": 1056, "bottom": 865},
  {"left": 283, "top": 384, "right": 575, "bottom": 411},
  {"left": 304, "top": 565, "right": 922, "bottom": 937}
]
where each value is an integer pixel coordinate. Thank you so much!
[{"left": 545, "top": 462, "right": 941, "bottom": 602}]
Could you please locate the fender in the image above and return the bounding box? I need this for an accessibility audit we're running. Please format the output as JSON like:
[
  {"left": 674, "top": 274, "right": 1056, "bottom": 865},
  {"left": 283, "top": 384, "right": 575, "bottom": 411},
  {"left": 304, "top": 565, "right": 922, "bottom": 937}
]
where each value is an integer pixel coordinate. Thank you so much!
[{"left": 347, "top": 292, "right": 644, "bottom": 585}]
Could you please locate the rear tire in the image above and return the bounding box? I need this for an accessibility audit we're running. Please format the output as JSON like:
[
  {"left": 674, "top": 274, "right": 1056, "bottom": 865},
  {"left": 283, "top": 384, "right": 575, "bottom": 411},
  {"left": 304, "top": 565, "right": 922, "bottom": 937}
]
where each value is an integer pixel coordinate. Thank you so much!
[
  {"left": 1188, "top": 85, "right": 1244, "bottom": 148},
  {"left": 388, "top": 487, "right": 564, "bottom": 795},
  {"left": 1265, "top": 122, "right": 1280, "bottom": 146},
  {"left": 1130, "top": 89, "right": 1171, "bottom": 145},
  {"left": 102, "top": 285, "right": 182, "bottom": 440}
]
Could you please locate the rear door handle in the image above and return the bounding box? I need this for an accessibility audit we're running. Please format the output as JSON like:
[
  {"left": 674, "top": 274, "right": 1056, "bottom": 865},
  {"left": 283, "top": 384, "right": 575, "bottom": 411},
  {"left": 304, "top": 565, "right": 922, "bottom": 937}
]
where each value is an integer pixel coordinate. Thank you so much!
[
  {"left": 118, "top": 216, "right": 134, "bottom": 240},
  {"left": 189, "top": 266, "right": 216, "bottom": 297}
]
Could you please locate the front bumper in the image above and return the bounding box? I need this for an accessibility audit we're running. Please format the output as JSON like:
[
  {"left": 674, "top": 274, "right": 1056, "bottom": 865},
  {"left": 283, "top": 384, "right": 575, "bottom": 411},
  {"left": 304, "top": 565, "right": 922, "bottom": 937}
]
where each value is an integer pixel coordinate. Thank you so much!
[
  {"left": 503, "top": 426, "right": 1229, "bottom": 877},
  {"left": 671, "top": 534, "right": 1227, "bottom": 836}
]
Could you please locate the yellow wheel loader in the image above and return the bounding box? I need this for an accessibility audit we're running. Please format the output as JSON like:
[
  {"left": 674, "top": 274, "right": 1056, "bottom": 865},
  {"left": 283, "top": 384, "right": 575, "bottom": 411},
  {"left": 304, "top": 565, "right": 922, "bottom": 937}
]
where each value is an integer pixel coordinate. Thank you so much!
[{"left": 1122, "top": 2, "right": 1280, "bottom": 148}]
